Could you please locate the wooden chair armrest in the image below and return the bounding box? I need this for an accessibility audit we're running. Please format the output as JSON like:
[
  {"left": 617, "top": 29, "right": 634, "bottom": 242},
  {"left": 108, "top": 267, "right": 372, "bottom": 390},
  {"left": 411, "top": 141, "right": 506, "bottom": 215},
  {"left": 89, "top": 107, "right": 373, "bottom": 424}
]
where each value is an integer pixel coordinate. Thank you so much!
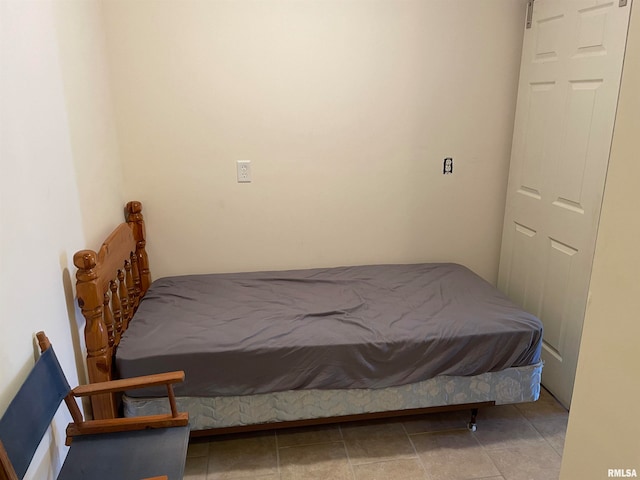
[
  {"left": 66, "top": 413, "right": 189, "bottom": 441},
  {"left": 72, "top": 371, "right": 185, "bottom": 397},
  {"left": 66, "top": 371, "right": 187, "bottom": 445}
]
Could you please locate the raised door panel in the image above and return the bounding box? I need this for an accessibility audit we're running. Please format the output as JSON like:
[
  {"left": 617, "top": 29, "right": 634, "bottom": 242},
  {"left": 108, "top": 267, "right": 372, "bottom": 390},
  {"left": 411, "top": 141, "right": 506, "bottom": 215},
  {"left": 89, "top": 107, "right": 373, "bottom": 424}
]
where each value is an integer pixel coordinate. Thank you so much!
[{"left": 498, "top": 0, "right": 630, "bottom": 407}]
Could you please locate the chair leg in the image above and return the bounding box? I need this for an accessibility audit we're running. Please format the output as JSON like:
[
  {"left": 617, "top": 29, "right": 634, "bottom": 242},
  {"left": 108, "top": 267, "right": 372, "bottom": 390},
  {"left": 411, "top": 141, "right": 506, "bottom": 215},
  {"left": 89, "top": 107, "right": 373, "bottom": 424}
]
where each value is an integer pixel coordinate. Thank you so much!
[{"left": 467, "top": 408, "right": 479, "bottom": 432}]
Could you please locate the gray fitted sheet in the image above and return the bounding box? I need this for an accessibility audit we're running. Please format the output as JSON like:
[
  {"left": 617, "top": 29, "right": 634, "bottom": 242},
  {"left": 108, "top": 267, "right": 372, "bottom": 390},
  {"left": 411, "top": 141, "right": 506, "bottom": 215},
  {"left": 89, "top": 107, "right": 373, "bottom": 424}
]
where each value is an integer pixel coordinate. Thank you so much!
[{"left": 116, "top": 263, "right": 542, "bottom": 398}]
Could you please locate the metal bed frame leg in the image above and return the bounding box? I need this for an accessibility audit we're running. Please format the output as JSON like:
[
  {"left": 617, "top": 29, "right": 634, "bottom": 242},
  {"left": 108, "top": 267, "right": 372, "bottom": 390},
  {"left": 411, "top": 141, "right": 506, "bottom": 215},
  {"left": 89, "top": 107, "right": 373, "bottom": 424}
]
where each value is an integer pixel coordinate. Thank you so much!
[{"left": 467, "top": 408, "right": 479, "bottom": 432}]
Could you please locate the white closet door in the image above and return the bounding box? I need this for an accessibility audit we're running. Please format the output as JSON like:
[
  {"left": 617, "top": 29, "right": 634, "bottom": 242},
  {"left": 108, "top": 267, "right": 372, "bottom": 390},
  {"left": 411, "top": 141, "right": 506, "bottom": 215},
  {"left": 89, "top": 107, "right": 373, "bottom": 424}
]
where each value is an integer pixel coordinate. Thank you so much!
[{"left": 498, "top": 0, "right": 631, "bottom": 407}]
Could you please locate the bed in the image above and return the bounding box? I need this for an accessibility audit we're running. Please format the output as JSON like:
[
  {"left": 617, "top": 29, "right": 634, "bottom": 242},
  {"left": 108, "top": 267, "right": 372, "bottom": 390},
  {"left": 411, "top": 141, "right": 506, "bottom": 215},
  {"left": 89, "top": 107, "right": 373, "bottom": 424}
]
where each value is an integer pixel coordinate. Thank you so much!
[{"left": 73, "top": 201, "right": 543, "bottom": 435}]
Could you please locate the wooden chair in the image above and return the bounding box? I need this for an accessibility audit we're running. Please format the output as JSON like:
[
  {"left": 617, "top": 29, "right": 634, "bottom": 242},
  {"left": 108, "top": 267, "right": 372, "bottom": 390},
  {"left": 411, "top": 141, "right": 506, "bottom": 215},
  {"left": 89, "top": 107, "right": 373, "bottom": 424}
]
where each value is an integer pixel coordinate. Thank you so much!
[{"left": 0, "top": 332, "right": 189, "bottom": 480}]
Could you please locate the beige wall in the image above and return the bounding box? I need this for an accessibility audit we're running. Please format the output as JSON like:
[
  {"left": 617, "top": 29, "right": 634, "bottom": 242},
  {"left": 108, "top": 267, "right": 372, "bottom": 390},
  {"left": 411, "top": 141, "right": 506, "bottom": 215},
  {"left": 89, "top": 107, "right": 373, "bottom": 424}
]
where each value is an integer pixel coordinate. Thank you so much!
[
  {"left": 0, "top": 1, "right": 124, "bottom": 478},
  {"left": 560, "top": 3, "right": 640, "bottom": 477},
  {"left": 103, "top": 0, "right": 527, "bottom": 282},
  {"left": 54, "top": 0, "right": 126, "bottom": 248}
]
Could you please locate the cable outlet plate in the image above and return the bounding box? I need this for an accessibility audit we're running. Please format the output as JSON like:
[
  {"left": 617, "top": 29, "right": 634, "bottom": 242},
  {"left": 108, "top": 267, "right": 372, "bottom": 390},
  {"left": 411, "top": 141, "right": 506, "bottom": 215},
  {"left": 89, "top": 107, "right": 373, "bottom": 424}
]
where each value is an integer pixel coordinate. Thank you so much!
[{"left": 237, "top": 160, "right": 251, "bottom": 183}]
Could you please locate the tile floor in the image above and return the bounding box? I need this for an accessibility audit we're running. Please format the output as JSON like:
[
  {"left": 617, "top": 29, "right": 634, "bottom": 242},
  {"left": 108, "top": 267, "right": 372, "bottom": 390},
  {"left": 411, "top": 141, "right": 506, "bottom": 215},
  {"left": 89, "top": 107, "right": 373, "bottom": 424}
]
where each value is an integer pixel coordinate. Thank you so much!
[{"left": 184, "top": 388, "right": 568, "bottom": 480}]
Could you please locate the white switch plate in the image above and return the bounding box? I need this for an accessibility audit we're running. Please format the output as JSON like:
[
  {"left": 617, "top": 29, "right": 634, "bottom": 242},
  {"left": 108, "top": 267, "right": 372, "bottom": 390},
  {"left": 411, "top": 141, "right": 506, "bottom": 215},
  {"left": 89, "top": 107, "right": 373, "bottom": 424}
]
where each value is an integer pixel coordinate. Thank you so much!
[{"left": 237, "top": 160, "right": 251, "bottom": 183}]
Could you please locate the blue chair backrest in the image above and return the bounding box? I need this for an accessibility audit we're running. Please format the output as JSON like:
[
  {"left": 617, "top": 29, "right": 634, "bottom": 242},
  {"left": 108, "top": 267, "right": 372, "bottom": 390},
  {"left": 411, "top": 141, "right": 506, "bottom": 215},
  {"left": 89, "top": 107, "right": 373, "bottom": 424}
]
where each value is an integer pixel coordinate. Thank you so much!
[{"left": 0, "top": 347, "right": 71, "bottom": 479}]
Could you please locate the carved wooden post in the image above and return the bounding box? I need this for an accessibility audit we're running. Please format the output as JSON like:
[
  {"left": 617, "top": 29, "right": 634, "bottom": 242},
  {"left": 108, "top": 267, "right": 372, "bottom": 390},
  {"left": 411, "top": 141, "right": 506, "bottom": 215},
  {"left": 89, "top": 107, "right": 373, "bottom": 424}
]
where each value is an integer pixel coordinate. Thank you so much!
[
  {"left": 73, "top": 250, "right": 116, "bottom": 419},
  {"left": 130, "top": 252, "right": 142, "bottom": 303},
  {"left": 124, "top": 260, "right": 134, "bottom": 308},
  {"left": 126, "top": 201, "right": 151, "bottom": 293},
  {"left": 103, "top": 293, "right": 115, "bottom": 348},
  {"left": 118, "top": 269, "right": 130, "bottom": 330},
  {"left": 110, "top": 280, "right": 123, "bottom": 344}
]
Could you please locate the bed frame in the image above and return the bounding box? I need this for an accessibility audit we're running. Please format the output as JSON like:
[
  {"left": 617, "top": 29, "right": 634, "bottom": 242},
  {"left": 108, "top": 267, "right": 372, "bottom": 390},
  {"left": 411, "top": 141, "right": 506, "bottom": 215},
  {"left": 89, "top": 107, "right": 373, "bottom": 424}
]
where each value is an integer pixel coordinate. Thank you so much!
[
  {"left": 73, "top": 201, "right": 505, "bottom": 432},
  {"left": 73, "top": 201, "right": 151, "bottom": 420}
]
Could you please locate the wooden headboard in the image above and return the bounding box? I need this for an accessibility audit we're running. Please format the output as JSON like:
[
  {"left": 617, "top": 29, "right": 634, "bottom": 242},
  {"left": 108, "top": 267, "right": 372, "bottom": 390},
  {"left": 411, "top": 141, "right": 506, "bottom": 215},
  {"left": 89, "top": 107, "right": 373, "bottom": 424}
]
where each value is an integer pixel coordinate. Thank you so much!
[{"left": 73, "top": 201, "right": 151, "bottom": 420}]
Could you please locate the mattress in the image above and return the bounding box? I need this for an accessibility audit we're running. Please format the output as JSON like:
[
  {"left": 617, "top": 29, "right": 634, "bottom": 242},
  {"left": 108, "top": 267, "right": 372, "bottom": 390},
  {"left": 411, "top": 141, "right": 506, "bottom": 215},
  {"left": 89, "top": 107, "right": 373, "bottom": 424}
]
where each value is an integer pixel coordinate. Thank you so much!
[
  {"left": 123, "top": 362, "right": 543, "bottom": 430},
  {"left": 116, "top": 263, "right": 543, "bottom": 397}
]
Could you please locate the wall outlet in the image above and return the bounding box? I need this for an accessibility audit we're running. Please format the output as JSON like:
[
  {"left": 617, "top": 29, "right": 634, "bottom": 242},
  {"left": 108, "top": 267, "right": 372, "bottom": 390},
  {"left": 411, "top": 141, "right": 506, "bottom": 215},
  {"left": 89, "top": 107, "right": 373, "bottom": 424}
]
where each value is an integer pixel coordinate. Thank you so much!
[
  {"left": 443, "top": 157, "right": 453, "bottom": 174},
  {"left": 237, "top": 160, "right": 251, "bottom": 183}
]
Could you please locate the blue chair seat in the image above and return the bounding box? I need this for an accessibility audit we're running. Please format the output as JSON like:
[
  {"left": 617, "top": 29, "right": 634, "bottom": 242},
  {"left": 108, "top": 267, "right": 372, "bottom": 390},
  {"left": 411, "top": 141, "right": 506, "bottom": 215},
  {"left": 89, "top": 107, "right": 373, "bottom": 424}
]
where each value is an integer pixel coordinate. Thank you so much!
[{"left": 59, "top": 427, "right": 189, "bottom": 480}]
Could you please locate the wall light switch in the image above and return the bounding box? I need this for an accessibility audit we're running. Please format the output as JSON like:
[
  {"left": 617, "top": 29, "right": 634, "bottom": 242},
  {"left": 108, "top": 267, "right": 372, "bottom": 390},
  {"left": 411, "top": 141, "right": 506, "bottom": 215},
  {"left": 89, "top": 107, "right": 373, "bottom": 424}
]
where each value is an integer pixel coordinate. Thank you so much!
[{"left": 237, "top": 160, "right": 251, "bottom": 183}]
